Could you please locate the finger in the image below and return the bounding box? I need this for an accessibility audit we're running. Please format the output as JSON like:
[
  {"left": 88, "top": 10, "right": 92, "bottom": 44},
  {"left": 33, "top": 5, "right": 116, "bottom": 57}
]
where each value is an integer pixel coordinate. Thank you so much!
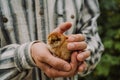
[
  {"left": 77, "top": 50, "right": 90, "bottom": 61},
  {"left": 38, "top": 62, "right": 75, "bottom": 78},
  {"left": 37, "top": 61, "right": 66, "bottom": 78},
  {"left": 52, "top": 22, "right": 72, "bottom": 34},
  {"left": 42, "top": 54, "right": 71, "bottom": 72},
  {"left": 56, "top": 52, "right": 78, "bottom": 77},
  {"left": 67, "top": 41, "right": 87, "bottom": 50},
  {"left": 69, "top": 52, "right": 78, "bottom": 74},
  {"left": 67, "top": 34, "right": 85, "bottom": 42},
  {"left": 50, "top": 52, "right": 78, "bottom": 77},
  {"left": 70, "top": 52, "right": 78, "bottom": 65},
  {"left": 78, "top": 62, "right": 87, "bottom": 72},
  {"left": 42, "top": 52, "right": 78, "bottom": 78},
  {"left": 45, "top": 67, "right": 76, "bottom": 78}
]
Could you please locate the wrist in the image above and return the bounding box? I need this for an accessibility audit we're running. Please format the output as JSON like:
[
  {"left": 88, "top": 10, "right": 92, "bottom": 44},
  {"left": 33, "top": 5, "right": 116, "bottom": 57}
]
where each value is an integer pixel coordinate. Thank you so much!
[{"left": 30, "top": 41, "right": 42, "bottom": 65}]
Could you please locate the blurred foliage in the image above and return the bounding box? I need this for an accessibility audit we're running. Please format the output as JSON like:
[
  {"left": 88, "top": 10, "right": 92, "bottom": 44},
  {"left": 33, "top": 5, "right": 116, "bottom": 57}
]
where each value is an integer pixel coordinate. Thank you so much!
[{"left": 79, "top": 0, "right": 120, "bottom": 80}]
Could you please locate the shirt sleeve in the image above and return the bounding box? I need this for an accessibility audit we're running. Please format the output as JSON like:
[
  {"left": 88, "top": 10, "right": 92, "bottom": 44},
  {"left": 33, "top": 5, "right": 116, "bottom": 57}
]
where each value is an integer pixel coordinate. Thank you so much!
[
  {"left": 74, "top": 0, "right": 104, "bottom": 76},
  {"left": 0, "top": 42, "right": 36, "bottom": 71}
]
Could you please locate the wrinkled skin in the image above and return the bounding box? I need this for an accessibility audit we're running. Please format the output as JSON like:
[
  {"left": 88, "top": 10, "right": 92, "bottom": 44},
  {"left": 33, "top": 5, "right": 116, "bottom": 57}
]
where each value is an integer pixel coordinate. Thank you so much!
[{"left": 31, "top": 22, "right": 90, "bottom": 78}]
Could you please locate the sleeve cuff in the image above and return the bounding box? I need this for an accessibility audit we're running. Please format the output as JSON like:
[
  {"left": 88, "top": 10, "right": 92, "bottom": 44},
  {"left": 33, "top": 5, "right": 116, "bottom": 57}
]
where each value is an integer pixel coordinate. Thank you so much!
[{"left": 14, "top": 41, "right": 40, "bottom": 71}]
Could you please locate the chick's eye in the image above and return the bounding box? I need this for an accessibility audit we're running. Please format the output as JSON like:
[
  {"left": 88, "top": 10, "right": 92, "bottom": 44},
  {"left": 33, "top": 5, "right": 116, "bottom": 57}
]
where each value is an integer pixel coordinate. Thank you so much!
[
  {"left": 56, "top": 38, "right": 61, "bottom": 41},
  {"left": 51, "top": 39, "right": 55, "bottom": 44},
  {"left": 51, "top": 38, "right": 61, "bottom": 43}
]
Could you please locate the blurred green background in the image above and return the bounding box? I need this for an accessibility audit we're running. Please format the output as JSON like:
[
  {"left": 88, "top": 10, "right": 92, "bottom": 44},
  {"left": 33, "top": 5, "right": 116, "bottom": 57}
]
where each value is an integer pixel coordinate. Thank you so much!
[{"left": 79, "top": 0, "right": 120, "bottom": 80}]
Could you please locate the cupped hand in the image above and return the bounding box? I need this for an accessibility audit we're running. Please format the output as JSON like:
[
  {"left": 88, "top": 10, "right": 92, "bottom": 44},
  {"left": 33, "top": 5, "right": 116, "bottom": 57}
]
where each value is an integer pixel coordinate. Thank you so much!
[
  {"left": 31, "top": 41, "right": 79, "bottom": 78},
  {"left": 77, "top": 50, "right": 90, "bottom": 73},
  {"left": 52, "top": 22, "right": 91, "bottom": 74},
  {"left": 31, "top": 22, "right": 79, "bottom": 78},
  {"left": 67, "top": 33, "right": 90, "bottom": 73}
]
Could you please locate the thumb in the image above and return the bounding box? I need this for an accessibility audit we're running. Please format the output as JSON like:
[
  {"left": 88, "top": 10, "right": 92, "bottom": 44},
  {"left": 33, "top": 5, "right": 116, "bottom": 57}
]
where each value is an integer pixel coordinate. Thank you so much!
[{"left": 53, "top": 22, "right": 72, "bottom": 34}]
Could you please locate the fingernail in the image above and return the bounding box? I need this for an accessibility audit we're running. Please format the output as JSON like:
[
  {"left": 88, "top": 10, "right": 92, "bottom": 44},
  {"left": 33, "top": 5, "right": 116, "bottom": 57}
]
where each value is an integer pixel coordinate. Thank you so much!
[
  {"left": 79, "top": 55, "right": 84, "bottom": 61},
  {"left": 80, "top": 67, "right": 84, "bottom": 72},
  {"left": 64, "top": 64, "right": 71, "bottom": 71},
  {"left": 68, "top": 43, "right": 75, "bottom": 49}
]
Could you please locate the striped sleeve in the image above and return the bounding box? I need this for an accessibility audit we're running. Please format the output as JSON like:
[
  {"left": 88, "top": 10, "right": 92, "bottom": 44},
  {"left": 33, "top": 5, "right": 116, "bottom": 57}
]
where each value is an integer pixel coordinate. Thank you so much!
[
  {"left": 0, "top": 42, "right": 36, "bottom": 79},
  {"left": 0, "top": 42, "right": 36, "bottom": 70},
  {"left": 74, "top": 0, "right": 104, "bottom": 76}
]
